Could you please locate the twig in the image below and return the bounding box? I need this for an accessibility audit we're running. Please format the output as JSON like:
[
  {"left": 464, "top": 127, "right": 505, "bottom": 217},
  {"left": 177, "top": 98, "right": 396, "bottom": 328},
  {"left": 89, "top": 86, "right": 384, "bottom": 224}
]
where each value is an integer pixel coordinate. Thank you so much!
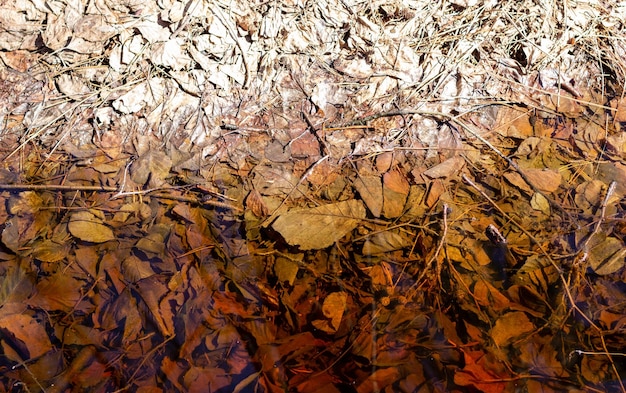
[
  {"left": 0, "top": 184, "right": 242, "bottom": 211},
  {"left": 593, "top": 180, "right": 616, "bottom": 235}
]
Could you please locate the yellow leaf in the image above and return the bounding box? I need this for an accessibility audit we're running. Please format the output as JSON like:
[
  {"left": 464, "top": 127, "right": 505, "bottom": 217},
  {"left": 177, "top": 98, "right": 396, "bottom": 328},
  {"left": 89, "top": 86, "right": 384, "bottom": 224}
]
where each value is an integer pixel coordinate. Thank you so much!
[
  {"left": 68, "top": 211, "right": 115, "bottom": 243},
  {"left": 322, "top": 292, "right": 347, "bottom": 331}
]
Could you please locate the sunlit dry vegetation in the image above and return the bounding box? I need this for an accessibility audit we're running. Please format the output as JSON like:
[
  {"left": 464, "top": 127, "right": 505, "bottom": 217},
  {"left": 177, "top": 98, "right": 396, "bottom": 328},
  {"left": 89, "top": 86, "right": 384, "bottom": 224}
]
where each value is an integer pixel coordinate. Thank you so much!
[{"left": 1, "top": 0, "right": 626, "bottom": 392}]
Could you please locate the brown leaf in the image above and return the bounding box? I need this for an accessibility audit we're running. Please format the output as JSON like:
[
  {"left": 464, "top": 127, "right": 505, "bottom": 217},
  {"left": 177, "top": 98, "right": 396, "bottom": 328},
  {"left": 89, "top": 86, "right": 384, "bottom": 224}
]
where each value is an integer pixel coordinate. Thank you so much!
[
  {"left": 68, "top": 211, "right": 115, "bottom": 243},
  {"left": 490, "top": 311, "right": 535, "bottom": 347},
  {"left": 362, "top": 231, "right": 412, "bottom": 255},
  {"left": 353, "top": 175, "right": 383, "bottom": 218},
  {"left": 473, "top": 280, "right": 510, "bottom": 311},
  {"left": 133, "top": 275, "right": 174, "bottom": 337},
  {"left": 32, "top": 240, "right": 68, "bottom": 263},
  {"left": 311, "top": 292, "right": 347, "bottom": 333},
  {"left": 423, "top": 157, "right": 465, "bottom": 179},
  {"left": 383, "top": 170, "right": 409, "bottom": 218},
  {"left": 455, "top": 350, "right": 508, "bottom": 393},
  {"left": 0, "top": 313, "right": 52, "bottom": 360},
  {"left": 27, "top": 274, "right": 84, "bottom": 312},
  {"left": 586, "top": 233, "right": 626, "bottom": 275},
  {"left": 519, "top": 168, "right": 561, "bottom": 193},
  {"left": 493, "top": 106, "right": 534, "bottom": 138},
  {"left": 272, "top": 200, "right": 366, "bottom": 250}
]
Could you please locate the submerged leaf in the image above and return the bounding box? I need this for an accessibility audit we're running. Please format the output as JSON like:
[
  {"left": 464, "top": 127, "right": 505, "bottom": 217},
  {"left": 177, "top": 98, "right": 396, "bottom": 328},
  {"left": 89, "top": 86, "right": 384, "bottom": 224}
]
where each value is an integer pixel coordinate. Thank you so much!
[
  {"left": 69, "top": 211, "right": 115, "bottom": 243},
  {"left": 272, "top": 200, "right": 366, "bottom": 250},
  {"left": 587, "top": 233, "right": 626, "bottom": 275}
]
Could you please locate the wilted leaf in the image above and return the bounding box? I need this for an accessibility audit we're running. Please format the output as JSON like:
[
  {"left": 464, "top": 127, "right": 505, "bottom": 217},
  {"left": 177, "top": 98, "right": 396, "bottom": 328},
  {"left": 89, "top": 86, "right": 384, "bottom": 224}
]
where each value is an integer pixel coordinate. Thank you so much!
[
  {"left": 122, "top": 254, "right": 156, "bottom": 282},
  {"left": 32, "top": 240, "right": 68, "bottom": 263},
  {"left": 0, "top": 314, "right": 52, "bottom": 360},
  {"left": 423, "top": 157, "right": 465, "bottom": 179},
  {"left": 312, "top": 292, "right": 348, "bottom": 334},
  {"left": 455, "top": 350, "right": 508, "bottom": 393},
  {"left": 473, "top": 280, "right": 510, "bottom": 311},
  {"left": 530, "top": 192, "right": 550, "bottom": 214},
  {"left": 69, "top": 211, "right": 115, "bottom": 243},
  {"left": 490, "top": 311, "right": 535, "bottom": 347},
  {"left": 130, "top": 150, "right": 173, "bottom": 187},
  {"left": 587, "top": 234, "right": 626, "bottom": 275},
  {"left": 274, "top": 256, "right": 299, "bottom": 286},
  {"left": 353, "top": 175, "right": 383, "bottom": 218},
  {"left": 8, "top": 192, "right": 44, "bottom": 215},
  {"left": 1, "top": 218, "right": 21, "bottom": 253},
  {"left": 493, "top": 106, "right": 534, "bottom": 138},
  {"left": 362, "top": 231, "right": 412, "bottom": 255},
  {"left": 383, "top": 170, "right": 409, "bottom": 218},
  {"left": 519, "top": 168, "right": 561, "bottom": 193},
  {"left": 135, "top": 223, "right": 171, "bottom": 256},
  {"left": 272, "top": 200, "right": 366, "bottom": 250},
  {"left": 27, "top": 274, "right": 84, "bottom": 312},
  {"left": 356, "top": 367, "right": 401, "bottom": 392}
]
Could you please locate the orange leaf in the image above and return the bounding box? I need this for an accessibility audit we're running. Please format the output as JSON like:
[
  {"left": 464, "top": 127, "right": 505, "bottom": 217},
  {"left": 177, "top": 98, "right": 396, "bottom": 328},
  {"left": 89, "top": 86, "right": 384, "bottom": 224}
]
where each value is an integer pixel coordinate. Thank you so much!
[{"left": 0, "top": 313, "right": 52, "bottom": 360}]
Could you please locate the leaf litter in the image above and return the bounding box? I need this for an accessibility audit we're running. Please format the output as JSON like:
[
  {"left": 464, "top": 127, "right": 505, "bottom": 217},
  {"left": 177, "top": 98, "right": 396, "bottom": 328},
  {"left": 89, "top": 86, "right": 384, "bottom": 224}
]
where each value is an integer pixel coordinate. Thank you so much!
[{"left": 1, "top": 0, "right": 626, "bottom": 392}]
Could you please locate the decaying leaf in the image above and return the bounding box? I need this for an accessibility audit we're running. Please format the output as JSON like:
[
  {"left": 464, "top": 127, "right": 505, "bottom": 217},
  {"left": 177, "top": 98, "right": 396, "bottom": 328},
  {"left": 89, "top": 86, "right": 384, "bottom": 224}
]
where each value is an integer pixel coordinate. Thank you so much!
[
  {"left": 0, "top": 313, "right": 52, "bottom": 360},
  {"left": 130, "top": 150, "right": 173, "bottom": 187},
  {"left": 353, "top": 175, "right": 383, "bottom": 218},
  {"left": 32, "top": 240, "right": 68, "bottom": 263},
  {"left": 362, "top": 231, "right": 412, "bottom": 255},
  {"left": 383, "top": 170, "right": 409, "bottom": 218},
  {"left": 274, "top": 256, "right": 299, "bottom": 285},
  {"left": 530, "top": 192, "right": 550, "bottom": 214},
  {"left": 272, "top": 200, "right": 366, "bottom": 250},
  {"left": 586, "top": 233, "right": 626, "bottom": 275},
  {"left": 68, "top": 211, "right": 115, "bottom": 243},
  {"left": 311, "top": 291, "right": 347, "bottom": 334},
  {"left": 490, "top": 311, "right": 535, "bottom": 347},
  {"left": 26, "top": 274, "right": 84, "bottom": 312},
  {"left": 519, "top": 168, "right": 561, "bottom": 193}
]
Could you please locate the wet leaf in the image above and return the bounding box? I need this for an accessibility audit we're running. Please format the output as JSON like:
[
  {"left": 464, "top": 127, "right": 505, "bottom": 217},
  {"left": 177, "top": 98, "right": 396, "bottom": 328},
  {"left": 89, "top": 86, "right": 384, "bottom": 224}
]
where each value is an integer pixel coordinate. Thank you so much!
[
  {"left": 455, "top": 350, "right": 508, "bottom": 393},
  {"left": 32, "top": 240, "right": 68, "bottom": 263},
  {"left": 520, "top": 168, "right": 561, "bottom": 193},
  {"left": 587, "top": 233, "right": 626, "bottom": 275},
  {"left": 490, "top": 311, "right": 535, "bottom": 347},
  {"left": 274, "top": 256, "right": 299, "bottom": 285},
  {"left": 122, "top": 254, "right": 156, "bottom": 282},
  {"left": 130, "top": 150, "right": 173, "bottom": 187},
  {"left": 353, "top": 175, "right": 383, "bottom": 218},
  {"left": 423, "top": 156, "right": 465, "bottom": 179},
  {"left": 362, "top": 230, "right": 412, "bottom": 255},
  {"left": 68, "top": 211, "right": 115, "bottom": 243},
  {"left": 383, "top": 169, "right": 409, "bottom": 218},
  {"left": 272, "top": 200, "right": 366, "bottom": 250},
  {"left": 27, "top": 274, "right": 84, "bottom": 312},
  {"left": 0, "top": 313, "right": 52, "bottom": 360},
  {"left": 312, "top": 291, "right": 347, "bottom": 333},
  {"left": 530, "top": 192, "right": 550, "bottom": 214}
]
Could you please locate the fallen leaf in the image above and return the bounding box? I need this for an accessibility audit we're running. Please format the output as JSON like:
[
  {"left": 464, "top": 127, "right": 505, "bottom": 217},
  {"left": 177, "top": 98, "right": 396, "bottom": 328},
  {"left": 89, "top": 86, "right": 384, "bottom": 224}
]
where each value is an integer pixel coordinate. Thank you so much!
[
  {"left": 0, "top": 313, "right": 52, "bottom": 360},
  {"left": 586, "top": 233, "right": 626, "bottom": 275},
  {"left": 69, "top": 211, "right": 115, "bottom": 243},
  {"left": 519, "top": 168, "right": 561, "bottom": 193},
  {"left": 353, "top": 175, "right": 383, "bottom": 218},
  {"left": 312, "top": 292, "right": 347, "bottom": 333},
  {"left": 530, "top": 192, "right": 550, "bottom": 214},
  {"left": 362, "top": 231, "right": 412, "bottom": 255},
  {"left": 272, "top": 200, "right": 366, "bottom": 250},
  {"left": 32, "top": 240, "right": 68, "bottom": 263},
  {"left": 490, "top": 311, "right": 535, "bottom": 347},
  {"left": 27, "top": 274, "right": 84, "bottom": 312},
  {"left": 423, "top": 156, "right": 465, "bottom": 179}
]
